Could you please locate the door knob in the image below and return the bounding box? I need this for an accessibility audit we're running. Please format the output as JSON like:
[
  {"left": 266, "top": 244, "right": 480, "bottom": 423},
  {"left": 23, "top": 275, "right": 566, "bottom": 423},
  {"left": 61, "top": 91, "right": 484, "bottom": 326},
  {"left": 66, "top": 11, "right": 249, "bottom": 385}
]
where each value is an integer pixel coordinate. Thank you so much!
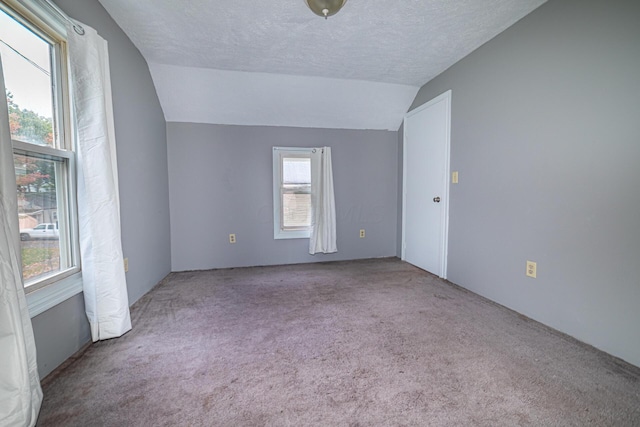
[{"left": 433, "top": 196, "right": 441, "bottom": 203}]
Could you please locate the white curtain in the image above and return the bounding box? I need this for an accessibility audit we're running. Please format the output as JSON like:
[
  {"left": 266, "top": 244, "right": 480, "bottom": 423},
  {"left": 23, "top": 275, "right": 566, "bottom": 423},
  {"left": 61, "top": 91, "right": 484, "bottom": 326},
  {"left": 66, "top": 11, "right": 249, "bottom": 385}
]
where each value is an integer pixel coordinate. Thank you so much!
[
  {"left": 309, "top": 147, "right": 337, "bottom": 254},
  {"left": 0, "top": 56, "right": 42, "bottom": 427},
  {"left": 67, "top": 22, "right": 131, "bottom": 341}
]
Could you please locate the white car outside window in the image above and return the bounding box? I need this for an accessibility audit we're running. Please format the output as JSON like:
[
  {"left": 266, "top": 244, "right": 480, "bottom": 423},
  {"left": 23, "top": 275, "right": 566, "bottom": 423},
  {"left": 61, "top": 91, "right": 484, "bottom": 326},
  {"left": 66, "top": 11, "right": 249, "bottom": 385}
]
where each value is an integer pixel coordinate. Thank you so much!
[{"left": 20, "top": 223, "right": 59, "bottom": 241}]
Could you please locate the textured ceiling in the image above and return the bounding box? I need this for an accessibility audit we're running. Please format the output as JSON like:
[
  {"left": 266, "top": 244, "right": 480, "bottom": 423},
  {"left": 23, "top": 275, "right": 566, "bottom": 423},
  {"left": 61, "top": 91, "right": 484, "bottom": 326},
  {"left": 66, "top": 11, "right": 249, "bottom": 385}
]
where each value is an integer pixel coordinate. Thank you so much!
[{"left": 98, "top": 0, "right": 546, "bottom": 130}]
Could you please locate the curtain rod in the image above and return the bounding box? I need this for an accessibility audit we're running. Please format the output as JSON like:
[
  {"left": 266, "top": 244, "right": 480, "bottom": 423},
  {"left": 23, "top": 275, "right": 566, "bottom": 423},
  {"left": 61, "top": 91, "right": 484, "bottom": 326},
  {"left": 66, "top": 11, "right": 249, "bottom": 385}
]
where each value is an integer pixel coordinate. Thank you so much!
[{"left": 39, "top": 0, "right": 85, "bottom": 35}]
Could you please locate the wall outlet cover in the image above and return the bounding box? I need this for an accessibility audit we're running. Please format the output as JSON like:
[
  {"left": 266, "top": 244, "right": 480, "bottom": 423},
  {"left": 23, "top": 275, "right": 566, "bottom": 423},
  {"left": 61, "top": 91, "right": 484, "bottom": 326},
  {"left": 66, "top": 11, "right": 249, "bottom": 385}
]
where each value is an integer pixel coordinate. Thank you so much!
[{"left": 526, "top": 260, "right": 537, "bottom": 278}]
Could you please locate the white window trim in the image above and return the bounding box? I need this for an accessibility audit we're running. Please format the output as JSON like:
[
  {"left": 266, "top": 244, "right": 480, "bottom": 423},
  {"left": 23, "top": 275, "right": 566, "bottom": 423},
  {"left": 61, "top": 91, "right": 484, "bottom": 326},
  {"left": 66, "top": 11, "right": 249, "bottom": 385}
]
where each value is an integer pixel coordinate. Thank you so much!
[
  {"left": 2, "top": 0, "right": 84, "bottom": 317},
  {"left": 4, "top": 0, "right": 67, "bottom": 38},
  {"left": 273, "top": 147, "right": 313, "bottom": 239},
  {"left": 26, "top": 272, "right": 82, "bottom": 317}
]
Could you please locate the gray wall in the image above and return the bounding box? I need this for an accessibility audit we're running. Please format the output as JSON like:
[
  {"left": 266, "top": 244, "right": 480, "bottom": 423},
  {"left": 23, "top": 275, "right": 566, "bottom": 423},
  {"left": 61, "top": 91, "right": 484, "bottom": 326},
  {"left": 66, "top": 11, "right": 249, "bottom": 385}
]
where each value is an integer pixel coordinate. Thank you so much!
[
  {"left": 31, "top": 294, "right": 89, "bottom": 377},
  {"left": 409, "top": 0, "right": 640, "bottom": 366},
  {"left": 32, "top": 0, "right": 171, "bottom": 378},
  {"left": 168, "top": 123, "right": 398, "bottom": 271}
]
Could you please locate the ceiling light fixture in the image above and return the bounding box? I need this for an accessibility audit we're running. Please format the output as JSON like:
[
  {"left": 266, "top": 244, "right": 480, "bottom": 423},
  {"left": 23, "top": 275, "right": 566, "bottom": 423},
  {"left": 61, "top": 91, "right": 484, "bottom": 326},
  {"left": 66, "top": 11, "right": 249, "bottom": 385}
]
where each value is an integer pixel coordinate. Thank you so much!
[{"left": 305, "top": 0, "right": 348, "bottom": 19}]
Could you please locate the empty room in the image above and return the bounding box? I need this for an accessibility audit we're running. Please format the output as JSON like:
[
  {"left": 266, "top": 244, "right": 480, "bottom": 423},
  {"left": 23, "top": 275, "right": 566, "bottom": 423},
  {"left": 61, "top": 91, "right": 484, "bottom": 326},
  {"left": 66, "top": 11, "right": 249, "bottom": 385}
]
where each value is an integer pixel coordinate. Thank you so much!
[{"left": 1, "top": 0, "right": 639, "bottom": 425}]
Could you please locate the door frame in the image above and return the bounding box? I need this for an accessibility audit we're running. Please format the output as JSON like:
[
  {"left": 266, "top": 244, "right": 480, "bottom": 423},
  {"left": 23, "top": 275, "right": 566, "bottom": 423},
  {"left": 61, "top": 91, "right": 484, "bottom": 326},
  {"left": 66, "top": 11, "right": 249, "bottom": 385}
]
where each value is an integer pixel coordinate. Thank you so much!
[{"left": 401, "top": 90, "right": 451, "bottom": 279}]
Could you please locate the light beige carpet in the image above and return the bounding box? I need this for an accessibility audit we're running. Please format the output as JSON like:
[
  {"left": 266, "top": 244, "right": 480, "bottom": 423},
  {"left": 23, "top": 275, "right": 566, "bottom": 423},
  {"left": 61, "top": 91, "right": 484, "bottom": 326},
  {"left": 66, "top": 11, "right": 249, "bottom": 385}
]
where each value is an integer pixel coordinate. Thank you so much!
[{"left": 37, "top": 258, "right": 640, "bottom": 426}]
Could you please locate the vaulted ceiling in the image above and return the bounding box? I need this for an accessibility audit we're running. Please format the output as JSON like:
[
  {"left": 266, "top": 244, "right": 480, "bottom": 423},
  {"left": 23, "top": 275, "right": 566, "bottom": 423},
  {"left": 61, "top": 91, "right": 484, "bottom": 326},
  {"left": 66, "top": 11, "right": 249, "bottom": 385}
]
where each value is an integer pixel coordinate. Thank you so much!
[{"left": 98, "top": 0, "right": 546, "bottom": 131}]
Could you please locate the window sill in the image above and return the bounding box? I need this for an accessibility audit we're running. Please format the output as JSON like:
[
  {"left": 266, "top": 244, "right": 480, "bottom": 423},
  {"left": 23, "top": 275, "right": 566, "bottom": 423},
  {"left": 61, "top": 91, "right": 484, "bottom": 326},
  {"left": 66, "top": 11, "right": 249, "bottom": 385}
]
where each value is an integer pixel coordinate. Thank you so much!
[
  {"left": 26, "top": 272, "right": 83, "bottom": 318},
  {"left": 274, "top": 230, "right": 311, "bottom": 239}
]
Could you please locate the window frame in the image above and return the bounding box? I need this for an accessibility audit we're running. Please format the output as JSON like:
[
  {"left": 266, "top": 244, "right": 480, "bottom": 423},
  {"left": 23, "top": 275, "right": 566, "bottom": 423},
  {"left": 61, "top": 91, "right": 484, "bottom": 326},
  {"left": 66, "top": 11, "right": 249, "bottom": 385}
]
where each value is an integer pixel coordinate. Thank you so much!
[
  {"left": 13, "top": 140, "right": 80, "bottom": 292},
  {"left": 272, "top": 147, "right": 313, "bottom": 239},
  {"left": 2, "top": 0, "right": 82, "bottom": 315}
]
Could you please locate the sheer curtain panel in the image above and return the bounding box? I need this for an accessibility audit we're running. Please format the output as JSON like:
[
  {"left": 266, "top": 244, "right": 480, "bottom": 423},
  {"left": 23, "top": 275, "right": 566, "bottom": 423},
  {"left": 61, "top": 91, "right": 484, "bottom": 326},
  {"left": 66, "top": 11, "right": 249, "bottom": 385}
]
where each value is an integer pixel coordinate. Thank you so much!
[
  {"left": 0, "top": 56, "right": 43, "bottom": 427},
  {"left": 309, "top": 147, "right": 337, "bottom": 254},
  {"left": 67, "top": 22, "right": 131, "bottom": 341}
]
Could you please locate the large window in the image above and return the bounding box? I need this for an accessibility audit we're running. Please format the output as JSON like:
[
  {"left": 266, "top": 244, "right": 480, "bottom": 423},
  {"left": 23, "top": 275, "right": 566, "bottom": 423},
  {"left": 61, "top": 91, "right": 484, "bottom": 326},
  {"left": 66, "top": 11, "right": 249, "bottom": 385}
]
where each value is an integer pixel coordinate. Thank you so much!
[
  {"left": 273, "top": 147, "right": 313, "bottom": 239},
  {"left": 1, "top": 2, "right": 78, "bottom": 292}
]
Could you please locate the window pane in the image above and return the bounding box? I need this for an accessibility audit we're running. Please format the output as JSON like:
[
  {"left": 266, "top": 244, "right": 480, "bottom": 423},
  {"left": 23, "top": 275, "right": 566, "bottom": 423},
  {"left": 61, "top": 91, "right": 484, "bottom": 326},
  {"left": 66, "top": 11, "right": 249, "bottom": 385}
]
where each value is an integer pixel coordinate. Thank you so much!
[
  {"left": 15, "top": 153, "right": 70, "bottom": 285},
  {"left": 0, "top": 8, "right": 56, "bottom": 147},
  {"left": 283, "top": 157, "right": 310, "bottom": 185},
  {"left": 282, "top": 192, "right": 311, "bottom": 229}
]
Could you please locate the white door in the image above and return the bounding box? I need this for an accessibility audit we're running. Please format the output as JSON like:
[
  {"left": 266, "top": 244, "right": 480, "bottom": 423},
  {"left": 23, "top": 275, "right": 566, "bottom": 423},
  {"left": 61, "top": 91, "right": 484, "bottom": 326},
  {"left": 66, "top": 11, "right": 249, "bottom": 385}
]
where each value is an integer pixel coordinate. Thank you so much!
[{"left": 402, "top": 90, "right": 451, "bottom": 278}]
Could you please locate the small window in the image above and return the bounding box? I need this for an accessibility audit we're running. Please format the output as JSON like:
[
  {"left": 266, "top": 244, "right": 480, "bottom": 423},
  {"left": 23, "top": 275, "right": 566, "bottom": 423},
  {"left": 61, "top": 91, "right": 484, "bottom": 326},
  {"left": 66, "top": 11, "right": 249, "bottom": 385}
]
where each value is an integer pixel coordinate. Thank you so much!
[{"left": 273, "top": 147, "right": 313, "bottom": 239}]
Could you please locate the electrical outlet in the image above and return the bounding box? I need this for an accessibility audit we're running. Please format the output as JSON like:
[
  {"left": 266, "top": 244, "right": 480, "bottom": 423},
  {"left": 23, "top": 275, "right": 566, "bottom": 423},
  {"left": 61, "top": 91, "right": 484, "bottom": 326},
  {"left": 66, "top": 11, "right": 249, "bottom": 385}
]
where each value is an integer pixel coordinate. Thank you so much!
[
  {"left": 229, "top": 234, "right": 236, "bottom": 244},
  {"left": 452, "top": 171, "right": 459, "bottom": 184},
  {"left": 123, "top": 257, "right": 129, "bottom": 273},
  {"left": 359, "top": 229, "right": 365, "bottom": 238},
  {"left": 526, "top": 260, "right": 537, "bottom": 278}
]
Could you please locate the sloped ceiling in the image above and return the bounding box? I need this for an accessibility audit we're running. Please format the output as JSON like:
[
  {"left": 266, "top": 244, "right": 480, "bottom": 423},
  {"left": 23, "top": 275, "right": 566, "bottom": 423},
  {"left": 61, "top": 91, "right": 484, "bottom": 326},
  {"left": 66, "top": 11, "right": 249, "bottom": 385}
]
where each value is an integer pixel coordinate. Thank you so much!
[{"left": 98, "top": 0, "right": 546, "bottom": 131}]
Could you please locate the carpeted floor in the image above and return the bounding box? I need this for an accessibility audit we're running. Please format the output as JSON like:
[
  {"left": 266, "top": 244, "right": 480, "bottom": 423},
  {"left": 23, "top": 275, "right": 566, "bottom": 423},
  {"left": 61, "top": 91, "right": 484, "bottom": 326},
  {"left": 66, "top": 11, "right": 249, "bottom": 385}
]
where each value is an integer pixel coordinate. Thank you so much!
[{"left": 37, "top": 258, "right": 640, "bottom": 426}]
